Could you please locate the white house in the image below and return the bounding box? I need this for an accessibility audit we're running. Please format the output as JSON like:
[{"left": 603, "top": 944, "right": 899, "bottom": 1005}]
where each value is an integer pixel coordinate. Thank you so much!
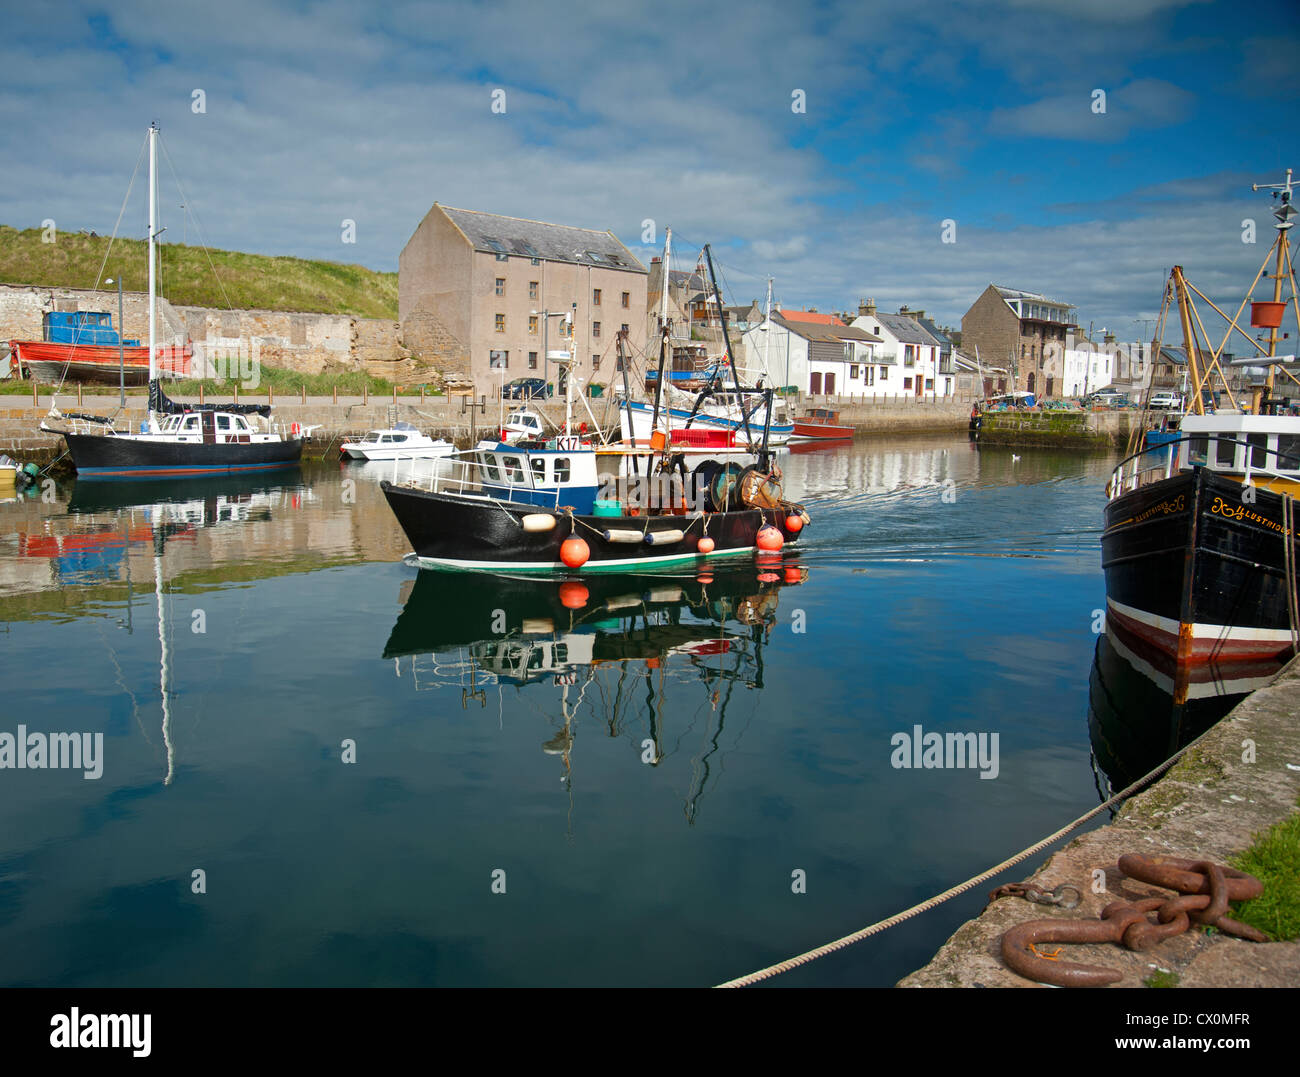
[
  {"left": 849, "top": 307, "right": 954, "bottom": 398},
  {"left": 740, "top": 312, "right": 880, "bottom": 396}
]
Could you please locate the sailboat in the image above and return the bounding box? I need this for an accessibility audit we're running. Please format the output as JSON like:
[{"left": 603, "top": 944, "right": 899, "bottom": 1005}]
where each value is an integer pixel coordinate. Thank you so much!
[
  {"left": 41, "top": 124, "right": 307, "bottom": 478},
  {"left": 1102, "top": 169, "right": 1300, "bottom": 701}
]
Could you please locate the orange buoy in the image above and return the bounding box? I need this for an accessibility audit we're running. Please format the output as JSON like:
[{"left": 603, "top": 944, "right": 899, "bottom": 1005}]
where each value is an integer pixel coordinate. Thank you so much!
[
  {"left": 697, "top": 536, "right": 716, "bottom": 554},
  {"left": 756, "top": 526, "right": 784, "bottom": 552},
  {"left": 784, "top": 513, "right": 804, "bottom": 534},
  {"left": 758, "top": 571, "right": 779, "bottom": 583},
  {"left": 559, "top": 581, "right": 589, "bottom": 609},
  {"left": 784, "top": 565, "right": 803, "bottom": 584},
  {"left": 560, "top": 536, "right": 590, "bottom": 568},
  {"left": 697, "top": 573, "right": 714, "bottom": 584}
]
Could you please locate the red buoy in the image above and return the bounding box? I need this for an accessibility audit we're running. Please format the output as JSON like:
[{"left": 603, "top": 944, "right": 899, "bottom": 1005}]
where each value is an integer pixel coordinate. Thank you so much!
[
  {"left": 785, "top": 513, "right": 804, "bottom": 534},
  {"left": 697, "top": 536, "right": 716, "bottom": 554},
  {"left": 559, "top": 581, "right": 589, "bottom": 609},
  {"left": 697, "top": 572, "right": 714, "bottom": 584},
  {"left": 756, "top": 526, "right": 784, "bottom": 552},
  {"left": 784, "top": 565, "right": 803, "bottom": 584},
  {"left": 560, "top": 536, "right": 590, "bottom": 568}
]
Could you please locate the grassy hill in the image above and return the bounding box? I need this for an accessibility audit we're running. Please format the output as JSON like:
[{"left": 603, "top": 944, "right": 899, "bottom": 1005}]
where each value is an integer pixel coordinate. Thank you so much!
[{"left": 0, "top": 225, "right": 398, "bottom": 320}]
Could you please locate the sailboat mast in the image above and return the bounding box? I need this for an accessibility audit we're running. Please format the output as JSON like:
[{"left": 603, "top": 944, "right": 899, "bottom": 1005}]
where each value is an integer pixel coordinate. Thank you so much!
[
  {"left": 1264, "top": 168, "right": 1293, "bottom": 400},
  {"left": 148, "top": 123, "right": 157, "bottom": 395},
  {"left": 762, "top": 277, "right": 773, "bottom": 383},
  {"left": 659, "top": 227, "right": 672, "bottom": 331}
]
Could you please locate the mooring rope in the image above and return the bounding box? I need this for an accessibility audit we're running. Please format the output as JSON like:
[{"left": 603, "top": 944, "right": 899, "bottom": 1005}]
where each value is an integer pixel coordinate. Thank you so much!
[{"left": 715, "top": 714, "right": 1232, "bottom": 988}]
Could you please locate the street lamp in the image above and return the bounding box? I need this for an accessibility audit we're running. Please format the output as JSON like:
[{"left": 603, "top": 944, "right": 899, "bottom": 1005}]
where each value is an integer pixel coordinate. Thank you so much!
[{"left": 105, "top": 276, "right": 125, "bottom": 407}]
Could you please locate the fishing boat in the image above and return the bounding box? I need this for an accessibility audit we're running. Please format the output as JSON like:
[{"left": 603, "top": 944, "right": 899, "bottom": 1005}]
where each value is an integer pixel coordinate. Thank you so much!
[
  {"left": 791, "top": 407, "right": 854, "bottom": 442},
  {"left": 340, "top": 422, "right": 455, "bottom": 460},
  {"left": 40, "top": 124, "right": 309, "bottom": 479},
  {"left": 382, "top": 244, "right": 809, "bottom": 574},
  {"left": 1101, "top": 170, "right": 1300, "bottom": 703}
]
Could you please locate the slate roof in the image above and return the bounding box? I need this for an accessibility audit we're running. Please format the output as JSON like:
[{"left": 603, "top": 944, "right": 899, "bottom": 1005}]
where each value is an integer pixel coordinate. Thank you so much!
[
  {"left": 438, "top": 205, "right": 647, "bottom": 273},
  {"left": 870, "top": 312, "right": 943, "bottom": 346}
]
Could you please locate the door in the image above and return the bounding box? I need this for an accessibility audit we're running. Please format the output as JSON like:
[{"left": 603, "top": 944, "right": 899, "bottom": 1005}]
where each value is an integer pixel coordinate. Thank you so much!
[
  {"left": 810, "top": 372, "right": 822, "bottom": 394},
  {"left": 201, "top": 412, "right": 217, "bottom": 445},
  {"left": 824, "top": 372, "right": 836, "bottom": 395}
]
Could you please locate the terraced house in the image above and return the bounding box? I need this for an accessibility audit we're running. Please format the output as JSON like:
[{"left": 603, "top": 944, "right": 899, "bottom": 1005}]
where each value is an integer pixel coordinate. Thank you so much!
[{"left": 399, "top": 205, "right": 648, "bottom": 389}]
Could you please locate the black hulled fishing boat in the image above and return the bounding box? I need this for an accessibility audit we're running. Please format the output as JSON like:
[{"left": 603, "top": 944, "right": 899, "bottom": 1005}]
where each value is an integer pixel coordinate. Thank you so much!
[
  {"left": 382, "top": 242, "right": 809, "bottom": 574},
  {"left": 1101, "top": 170, "right": 1300, "bottom": 702}
]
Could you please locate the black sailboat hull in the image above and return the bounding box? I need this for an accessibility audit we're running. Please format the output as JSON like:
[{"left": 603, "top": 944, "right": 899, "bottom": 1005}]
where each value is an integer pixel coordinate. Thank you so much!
[
  {"left": 1101, "top": 466, "right": 1298, "bottom": 691},
  {"left": 380, "top": 480, "right": 802, "bottom": 572},
  {"left": 64, "top": 431, "right": 303, "bottom": 478}
]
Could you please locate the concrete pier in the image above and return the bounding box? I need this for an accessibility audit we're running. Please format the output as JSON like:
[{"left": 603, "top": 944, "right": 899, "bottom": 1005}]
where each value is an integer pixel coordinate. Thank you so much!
[{"left": 899, "top": 656, "right": 1300, "bottom": 988}]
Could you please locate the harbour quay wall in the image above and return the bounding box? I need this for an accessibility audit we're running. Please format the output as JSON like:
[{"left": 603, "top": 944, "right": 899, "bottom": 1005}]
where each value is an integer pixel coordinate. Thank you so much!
[
  {"left": 975, "top": 409, "right": 1136, "bottom": 447},
  {"left": 899, "top": 655, "right": 1300, "bottom": 988}
]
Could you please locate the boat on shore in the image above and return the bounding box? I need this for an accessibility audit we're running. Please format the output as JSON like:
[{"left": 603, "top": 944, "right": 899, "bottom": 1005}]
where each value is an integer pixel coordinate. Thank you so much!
[
  {"left": 1101, "top": 170, "right": 1300, "bottom": 701},
  {"left": 7, "top": 310, "right": 191, "bottom": 386}
]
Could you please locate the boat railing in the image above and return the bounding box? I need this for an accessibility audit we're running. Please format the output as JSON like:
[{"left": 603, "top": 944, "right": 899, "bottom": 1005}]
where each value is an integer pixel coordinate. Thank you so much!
[
  {"left": 1107, "top": 433, "right": 1300, "bottom": 499},
  {"left": 389, "top": 449, "right": 571, "bottom": 508}
]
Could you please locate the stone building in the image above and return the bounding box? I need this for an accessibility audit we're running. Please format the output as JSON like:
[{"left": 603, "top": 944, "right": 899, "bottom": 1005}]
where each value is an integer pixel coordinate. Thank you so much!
[
  {"left": 399, "top": 204, "right": 648, "bottom": 389},
  {"left": 960, "top": 284, "right": 1077, "bottom": 397}
]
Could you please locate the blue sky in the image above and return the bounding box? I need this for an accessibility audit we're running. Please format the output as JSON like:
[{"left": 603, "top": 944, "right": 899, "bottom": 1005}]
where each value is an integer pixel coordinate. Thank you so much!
[{"left": 1, "top": 0, "right": 1296, "bottom": 342}]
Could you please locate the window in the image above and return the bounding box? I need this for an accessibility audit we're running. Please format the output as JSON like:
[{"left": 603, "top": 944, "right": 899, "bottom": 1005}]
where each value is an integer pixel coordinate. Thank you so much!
[
  {"left": 592, "top": 321, "right": 601, "bottom": 338},
  {"left": 1215, "top": 437, "right": 1236, "bottom": 468},
  {"left": 621, "top": 291, "right": 630, "bottom": 309},
  {"left": 495, "top": 314, "right": 505, "bottom": 333},
  {"left": 528, "top": 351, "right": 538, "bottom": 370},
  {"left": 554, "top": 457, "right": 571, "bottom": 482},
  {"left": 925, "top": 378, "right": 934, "bottom": 391},
  {"left": 593, "top": 355, "right": 601, "bottom": 370},
  {"left": 621, "top": 323, "right": 629, "bottom": 334},
  {"left": 850, "top": 364, "right": 860, "bottom": 379},
  {"left": 1247, "top": 434, "right": 1268, "bottom": 469},
  {"left": 530, "top": 258, "right": 540, "bottom": 266},
  {"left": 878, "top": 366, "right": 887, "bottom": 380},
  {"left": 479, "top": 453, "right": 501, "bottom": 482},
  {"left": 903, "top": 377, "right": 913, "bottom": 390},
  {"left": 1187, "top": 437, "right": 1208, "bottom": 466},
  {"left": 495, "top": 278, "right": 505, "bottom": 296},
  {"left": 529, "top": 281, "right": 539, "bottom": 300},
  {"left": 593, "top": 289, "right": 602, "bottom": 306},
  {"left": 501, "top": 456, "right": 525, "bottom": 482},
  {"left": 531, "top": 457, "right": 546, "bottom": 481},
  {"left": 1277, "top": 434, "right": 1300, "bottom": 470},
  {"left": 904, "top": 345, "right": 915, "bottom": 367},
  {"left": 183, "top": 416, "right": 199, "bottom": 432},
  {"left": 489, "top": 350, "right": 508, "bottom": 369},
  {"left": 217, "top": 415, "right": 231, "bottom": 431},
  {"left": 529, "top": 316, "right": 539, "bottom": 335},
  {"left": 843, "top": 344, "right": 854, "bottom": 362},
  {"left": 495, "top": 253, "right": 508, "bottom": 262},
  {"left": 866, "top": 367, "right": 874, "bottom": 386}
]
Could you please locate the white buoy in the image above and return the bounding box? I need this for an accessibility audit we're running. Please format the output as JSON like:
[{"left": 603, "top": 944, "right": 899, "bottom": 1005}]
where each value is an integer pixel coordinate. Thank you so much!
[
  {"left": 644, "top": 529, "right": 685, "bottom": 545},
  {"left": 522, "top": 513, "right": 557, "bottom": 532},
  {"left": 602, "top": 529, "right": 643, "bottom": 544}
]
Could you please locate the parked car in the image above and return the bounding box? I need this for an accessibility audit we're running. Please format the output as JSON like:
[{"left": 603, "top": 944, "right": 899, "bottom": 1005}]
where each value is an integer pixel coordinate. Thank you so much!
[
  {"left": 1082, "top": 388, "right": 1129, "bottom": 409},
  {"left": 1148, "top": 391, "right": 1184, "bottom": 410},
  {"left": 501, "top": 378, "right": 553, "bottom": 399}
]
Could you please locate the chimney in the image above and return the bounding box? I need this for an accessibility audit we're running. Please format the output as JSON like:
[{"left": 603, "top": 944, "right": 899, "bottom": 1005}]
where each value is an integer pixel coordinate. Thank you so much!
[
  {"left": 1104, "top": 332, "right": 1116, "bottom": 344},
  {"left": 860, "top": 298, "right": 877, "bottom": 317},
  {"left": 650, "top": 256, "right": 660, "bottom": 264}
]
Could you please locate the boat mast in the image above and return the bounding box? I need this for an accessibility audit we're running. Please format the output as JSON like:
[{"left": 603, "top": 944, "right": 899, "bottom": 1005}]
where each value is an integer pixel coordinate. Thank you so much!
[
  {"left": 147, "top": 122, "right": 158, "bottom": 427},
  {"left": 762, "top": 277, "right": 773, "bottom": 384},
  {"left": 1171, "top": 266, "right": 1204, "bottom": 416},
  {"left": 1252, "top": 168, "right": 1294, "bottom": 408}
]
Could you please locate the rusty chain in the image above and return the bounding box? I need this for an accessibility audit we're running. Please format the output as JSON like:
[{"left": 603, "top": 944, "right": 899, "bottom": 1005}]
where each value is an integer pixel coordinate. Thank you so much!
[
  {"left": 999, "top": 854, "right": 1268, "bottom": 988},
  {"left": 988, "top": 882, "right": 1081, "bottom": 910}
]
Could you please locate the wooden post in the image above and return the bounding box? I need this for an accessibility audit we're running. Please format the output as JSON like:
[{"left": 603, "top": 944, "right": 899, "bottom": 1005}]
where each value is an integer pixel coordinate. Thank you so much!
[
  {"left": 393, "top": 384, "right": 398, "bottom": 405},
  {"left": 269, "top": 384, "right": 274, "bottom": 405},
  {"left": 77, "top": 383, "right": 83, "bottom": 406},
  {"left": 32, "top": 382, "right": 37, "bottom": 407},
  {"left": 332, "top": 384, "right": 338, "bottom": 405},
  {"left": 200, "top": 382, "right": 205, "bottom": 405},
  {"left": 421, "top": 384, "right": 426, "bottom": 402},
  {"left": 363, "top": 383, "right": 368, "bottom": 406},
  {"left": 234, "top": 382, "right": 239, "bottom": 404},
  {"left": 301, "top": 384, "right": 306, "bottom": 404}
]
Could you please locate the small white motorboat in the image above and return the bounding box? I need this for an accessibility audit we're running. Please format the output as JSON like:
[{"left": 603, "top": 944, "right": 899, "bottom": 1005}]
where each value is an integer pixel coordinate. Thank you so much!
[{"left": 340, "top": 423, "right": 456, "bottom": 461}]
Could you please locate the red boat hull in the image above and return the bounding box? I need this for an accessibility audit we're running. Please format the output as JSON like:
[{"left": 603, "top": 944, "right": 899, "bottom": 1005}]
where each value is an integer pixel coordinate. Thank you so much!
[
  {"left": 9, "top": 339, "right": 191, "bottom": 384},
  {"left": 791, "top": 420, "right": 854, "bottom": 440}
]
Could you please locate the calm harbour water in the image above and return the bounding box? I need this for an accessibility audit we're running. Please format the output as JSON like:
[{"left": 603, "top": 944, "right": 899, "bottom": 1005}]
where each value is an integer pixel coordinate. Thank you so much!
[{"left": 1, "top": 435, "right": 1136, "bottom": 987}]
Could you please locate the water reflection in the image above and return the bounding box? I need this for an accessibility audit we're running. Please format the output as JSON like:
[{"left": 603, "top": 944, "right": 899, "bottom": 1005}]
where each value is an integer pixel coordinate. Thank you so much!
[
  {"left": 384, "top": 564, "right": 806, "bottom": 830},
  {"left": 1086, "top": 613, "right": 1289, "bottom": 793}
]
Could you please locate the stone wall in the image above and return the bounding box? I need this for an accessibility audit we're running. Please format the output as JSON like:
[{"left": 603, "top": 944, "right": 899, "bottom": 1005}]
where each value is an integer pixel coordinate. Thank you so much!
[{"left": 0, "top": 283, "right": 417, "bottom": 381}]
